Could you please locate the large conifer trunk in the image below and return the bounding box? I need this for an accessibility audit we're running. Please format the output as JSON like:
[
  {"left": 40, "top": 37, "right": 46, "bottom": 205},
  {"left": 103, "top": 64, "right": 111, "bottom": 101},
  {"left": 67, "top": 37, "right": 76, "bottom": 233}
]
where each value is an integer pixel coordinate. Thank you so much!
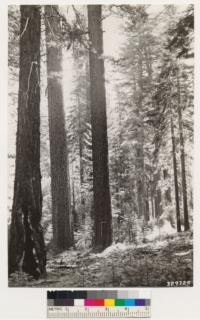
[
  {"left": 136, "top": 34, "right": 148, "bottom": 222},
  {"left": 170, "top": 115, "right": 181, "bottom": 232},
  {"left": 176, "top": 71, "right": 190, "bottom": 231},
  {"left": 87, "top": 5, "right": 112, "bottom": 251},
  {"left": 45, "top": 6, "right": 72, "bottom": 250},
  {"left": 9, "top": 5, "right": 46, "bottom": 278}
]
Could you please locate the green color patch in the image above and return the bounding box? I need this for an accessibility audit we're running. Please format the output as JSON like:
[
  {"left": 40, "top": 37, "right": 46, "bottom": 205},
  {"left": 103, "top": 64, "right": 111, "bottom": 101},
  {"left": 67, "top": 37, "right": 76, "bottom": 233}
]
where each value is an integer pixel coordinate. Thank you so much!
[{"left": 115, "top": 299, "right": 125, "bottom": 306}]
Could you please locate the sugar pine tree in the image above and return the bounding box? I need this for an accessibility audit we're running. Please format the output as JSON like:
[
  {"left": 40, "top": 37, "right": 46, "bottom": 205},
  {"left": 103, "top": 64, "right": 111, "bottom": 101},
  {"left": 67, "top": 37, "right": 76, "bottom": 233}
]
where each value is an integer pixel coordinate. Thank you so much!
[
  {"left": 176, "top": 67, "right": 190, "bottom": 230},
  {"left": 87, "top": 5, "right": 112, "bottom": 251},
  {"left": 9, "top": 5, "right": 46, "bottom": 278},
  {"left": 45, "top": 5, "right": 73, "bottom": 250}
]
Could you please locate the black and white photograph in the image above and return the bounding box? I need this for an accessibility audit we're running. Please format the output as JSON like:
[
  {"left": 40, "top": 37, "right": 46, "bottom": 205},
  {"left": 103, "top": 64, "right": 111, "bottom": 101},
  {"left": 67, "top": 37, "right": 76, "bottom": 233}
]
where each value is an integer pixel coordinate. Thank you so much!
[{"left": 8, "top": 3, "right": 194, "bottom": 288}]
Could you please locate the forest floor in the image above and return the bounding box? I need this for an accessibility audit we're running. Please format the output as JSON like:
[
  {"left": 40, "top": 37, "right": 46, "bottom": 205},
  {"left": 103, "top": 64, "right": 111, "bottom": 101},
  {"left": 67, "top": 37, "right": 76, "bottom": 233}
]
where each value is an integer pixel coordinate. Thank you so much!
[{"left": 9, "top": 231, "right": 193, "bottom": 288}]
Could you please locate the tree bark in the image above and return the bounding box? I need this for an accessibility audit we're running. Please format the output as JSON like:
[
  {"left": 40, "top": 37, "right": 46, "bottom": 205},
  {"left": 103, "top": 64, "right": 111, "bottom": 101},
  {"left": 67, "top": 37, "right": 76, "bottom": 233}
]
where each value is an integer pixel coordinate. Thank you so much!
[
  {"left": 176, "top": 70, "right": 190, "bottom": 231},
  {"left": 9, "top": 5, "right": 46, "bottom": 278},
  {"left": 87, "top": 5, "right": 112, "bottom": 251},
  {"left": 136, "top": 37, "right": 148, "bottom": 222},
  {"left": 45, "top": 5, "right": 72, "bottom": 250},
  {"left": 170, "top": 115, "right": 181, "bottom": 232},
  {"left": 77, "top": 94, "right": 85, "bottom": 212}
]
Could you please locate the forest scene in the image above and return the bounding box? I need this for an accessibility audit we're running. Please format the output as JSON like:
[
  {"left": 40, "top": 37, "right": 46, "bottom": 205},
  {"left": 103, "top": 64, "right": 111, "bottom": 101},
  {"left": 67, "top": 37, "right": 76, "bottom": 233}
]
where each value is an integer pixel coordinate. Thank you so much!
[{"left": 8, "top": 4, "right": 194, "bottom": 287}]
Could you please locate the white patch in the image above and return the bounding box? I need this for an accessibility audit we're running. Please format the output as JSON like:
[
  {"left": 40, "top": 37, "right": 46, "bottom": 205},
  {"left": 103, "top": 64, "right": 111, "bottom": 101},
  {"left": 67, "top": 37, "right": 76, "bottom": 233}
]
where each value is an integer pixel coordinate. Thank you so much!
[
  {"left": 48, "top": 71, "right": 62, "bottom": 80},
  {"left": 174, "top": 250, "right": 192, "bottom": 256}
]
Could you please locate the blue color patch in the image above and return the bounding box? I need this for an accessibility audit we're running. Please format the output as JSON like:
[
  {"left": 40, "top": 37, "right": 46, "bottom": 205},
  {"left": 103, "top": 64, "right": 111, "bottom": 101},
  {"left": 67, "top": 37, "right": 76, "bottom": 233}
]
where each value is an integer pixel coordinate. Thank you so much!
[{"left": 124, "top": 299, "right": 136, "bottom": 306}]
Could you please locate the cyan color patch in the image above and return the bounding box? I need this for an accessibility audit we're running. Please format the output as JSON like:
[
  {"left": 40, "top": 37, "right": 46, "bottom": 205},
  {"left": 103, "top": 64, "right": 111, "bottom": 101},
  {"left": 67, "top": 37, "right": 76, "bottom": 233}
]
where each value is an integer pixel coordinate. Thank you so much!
[{"left": 125, "top": 299, "right": 136, "bottom": 306}]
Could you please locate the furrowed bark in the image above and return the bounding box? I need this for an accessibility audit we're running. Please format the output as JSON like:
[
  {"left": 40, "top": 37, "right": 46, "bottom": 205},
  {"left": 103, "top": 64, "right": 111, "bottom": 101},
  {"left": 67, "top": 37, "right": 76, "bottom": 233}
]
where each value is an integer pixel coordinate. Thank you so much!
[
  {"left": 176, "top": 70, "right": 190, "bottom": 231},
  {"left": 45, "top": 5, "right": 72, "bottom": 250},
  {"left": 87, "top": 5, "right": 112, "bottom": 251},
  {"left": 9, "top": 5, "right": 46, "bottom": 278},
  {"left": 170, "top": 114, "right": 181, "bottom": 232}
]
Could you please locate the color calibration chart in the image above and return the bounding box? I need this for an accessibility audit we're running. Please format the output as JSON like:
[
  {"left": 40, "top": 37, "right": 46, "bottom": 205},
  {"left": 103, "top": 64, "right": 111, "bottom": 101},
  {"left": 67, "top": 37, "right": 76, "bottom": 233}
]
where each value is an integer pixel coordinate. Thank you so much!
[{"left": 47, "top": 290, "right": 151, "bottom": 318}]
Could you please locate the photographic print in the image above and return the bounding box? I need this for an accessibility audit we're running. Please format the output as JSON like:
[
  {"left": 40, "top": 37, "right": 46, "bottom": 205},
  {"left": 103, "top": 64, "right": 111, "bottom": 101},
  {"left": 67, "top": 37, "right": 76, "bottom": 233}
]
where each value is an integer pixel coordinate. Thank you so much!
[{"left": 8, "top": 3, "right": 193, "bottom": 287}]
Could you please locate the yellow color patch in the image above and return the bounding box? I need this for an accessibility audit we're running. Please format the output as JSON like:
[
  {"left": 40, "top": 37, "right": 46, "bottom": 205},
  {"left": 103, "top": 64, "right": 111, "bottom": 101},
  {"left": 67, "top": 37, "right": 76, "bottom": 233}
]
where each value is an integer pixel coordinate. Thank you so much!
[{"left": 104, "top": 299, "right": 115, "bottom": 306}]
